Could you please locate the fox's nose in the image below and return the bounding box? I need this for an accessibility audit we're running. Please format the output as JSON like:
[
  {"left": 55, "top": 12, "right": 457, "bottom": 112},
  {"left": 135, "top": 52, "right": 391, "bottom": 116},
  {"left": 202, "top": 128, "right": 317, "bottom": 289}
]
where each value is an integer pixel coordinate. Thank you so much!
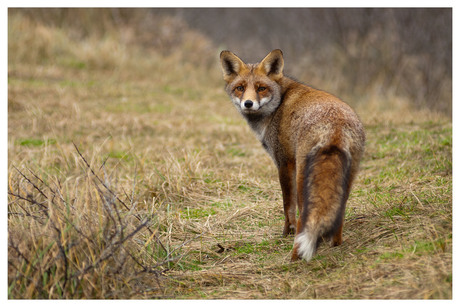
[{"left": 244, "top": 100, "right": 254, "bottom": 108}]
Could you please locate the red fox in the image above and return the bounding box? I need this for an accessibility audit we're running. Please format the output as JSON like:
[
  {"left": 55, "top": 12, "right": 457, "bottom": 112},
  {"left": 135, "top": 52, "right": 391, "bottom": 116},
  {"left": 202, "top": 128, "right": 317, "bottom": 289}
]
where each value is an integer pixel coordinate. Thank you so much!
[{"left": 220, "top": 49, "right": 365, "bottom": 261}]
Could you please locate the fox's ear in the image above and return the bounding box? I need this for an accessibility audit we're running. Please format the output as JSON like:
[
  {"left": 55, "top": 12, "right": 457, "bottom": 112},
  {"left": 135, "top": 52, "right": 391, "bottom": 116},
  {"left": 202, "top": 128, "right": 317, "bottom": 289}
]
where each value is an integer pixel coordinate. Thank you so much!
[
  {"left": 258, "top": 49, "right": 284, "bottom": 81},
  {"left": 220, "top": 50, "right": 247, "bottom": 82}
]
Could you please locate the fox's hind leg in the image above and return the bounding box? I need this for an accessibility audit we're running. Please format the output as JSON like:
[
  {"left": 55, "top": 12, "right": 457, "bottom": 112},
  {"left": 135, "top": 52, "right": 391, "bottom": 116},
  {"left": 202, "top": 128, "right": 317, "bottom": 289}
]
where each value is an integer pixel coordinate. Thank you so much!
[
  {"left": 279, "top": 161, "right": 297, "bottom": 236},
  {"left": 331, "top": 161, "right": 357, "bottom": 247},
  {"left": 331, "top": 218, "right": 344, "bottom": 246}
]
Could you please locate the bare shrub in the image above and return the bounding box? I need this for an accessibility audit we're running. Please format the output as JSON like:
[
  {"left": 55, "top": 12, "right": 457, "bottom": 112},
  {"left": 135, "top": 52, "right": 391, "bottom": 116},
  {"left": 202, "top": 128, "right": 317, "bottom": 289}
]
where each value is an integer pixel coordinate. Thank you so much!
[{"left": 8, "top": 145, "right": 176, "bottom": 298}]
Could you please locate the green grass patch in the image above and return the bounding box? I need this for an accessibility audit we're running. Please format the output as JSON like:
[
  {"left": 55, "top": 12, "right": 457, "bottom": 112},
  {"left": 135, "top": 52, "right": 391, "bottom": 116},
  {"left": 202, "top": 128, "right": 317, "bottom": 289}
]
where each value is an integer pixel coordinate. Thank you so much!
[
  {"left": 226, "top": 147, "right": 246, "bottom": 157},
  {"left": 379, "top": 251, "right": 404, "bottom": 260},
  {"left": 104, "top": 150, "right": 133, "bottom": 162},
  {"left": 181, "top": 207, "right": 217, "bottom": 219},
  {"left": 16, "top": 138, "right": 56, "bottom": 147}
]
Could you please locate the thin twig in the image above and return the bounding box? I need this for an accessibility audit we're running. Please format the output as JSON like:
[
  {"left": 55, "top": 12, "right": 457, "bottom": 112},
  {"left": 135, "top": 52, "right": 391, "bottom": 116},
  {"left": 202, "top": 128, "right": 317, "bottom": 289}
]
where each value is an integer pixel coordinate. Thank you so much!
[
  {"left": 8, "top": 191, "right": 49, "bottom": 218},
  {"left": 13, "top": 166, "right": 48, "bottom": 200}
]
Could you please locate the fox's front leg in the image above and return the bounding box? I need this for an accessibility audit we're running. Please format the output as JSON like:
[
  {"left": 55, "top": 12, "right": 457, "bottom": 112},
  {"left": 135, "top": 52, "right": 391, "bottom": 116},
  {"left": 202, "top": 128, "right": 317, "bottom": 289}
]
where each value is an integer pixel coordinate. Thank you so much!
[{"left": 279, "top": 162, "right": 297, "bottom": 236}]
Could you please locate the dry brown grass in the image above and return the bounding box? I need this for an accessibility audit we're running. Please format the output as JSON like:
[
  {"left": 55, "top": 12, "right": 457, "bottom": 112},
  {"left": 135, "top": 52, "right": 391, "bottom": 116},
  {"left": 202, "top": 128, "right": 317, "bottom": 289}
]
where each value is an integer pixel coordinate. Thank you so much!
[{"left": 8, "top": 9, "right": 451, "bottom": 299}]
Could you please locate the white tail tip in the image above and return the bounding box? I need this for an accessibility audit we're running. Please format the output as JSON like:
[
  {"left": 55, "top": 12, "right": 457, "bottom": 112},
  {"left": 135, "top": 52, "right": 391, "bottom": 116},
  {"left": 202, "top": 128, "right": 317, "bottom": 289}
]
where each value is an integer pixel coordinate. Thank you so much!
[{"left": 294, "top": 230, "right": 316, "bottom": 261}]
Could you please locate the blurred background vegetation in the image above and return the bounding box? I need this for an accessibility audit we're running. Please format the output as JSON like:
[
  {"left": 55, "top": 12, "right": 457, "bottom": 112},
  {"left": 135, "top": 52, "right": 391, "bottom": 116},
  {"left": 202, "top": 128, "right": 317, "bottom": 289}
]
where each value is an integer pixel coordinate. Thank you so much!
[
  {"left": 177, "top": 8, "right": 452, "bottom": 115},
  {"left": 9, "top": 8, "right": 452, "bottom": 116},
  {"left": 9, "top": 8, "right": 452, "bottom": 115}
]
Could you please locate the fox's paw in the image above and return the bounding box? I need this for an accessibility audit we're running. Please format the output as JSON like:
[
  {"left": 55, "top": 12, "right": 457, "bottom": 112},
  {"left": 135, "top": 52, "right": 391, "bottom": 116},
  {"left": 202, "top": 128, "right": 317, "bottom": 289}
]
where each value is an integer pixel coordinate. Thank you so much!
[
  {"left": 283, "top": 222, "right": 296, "bottom": 237},
  {"left": 290, "top": 247, "right": 300, "bottom": 262}
]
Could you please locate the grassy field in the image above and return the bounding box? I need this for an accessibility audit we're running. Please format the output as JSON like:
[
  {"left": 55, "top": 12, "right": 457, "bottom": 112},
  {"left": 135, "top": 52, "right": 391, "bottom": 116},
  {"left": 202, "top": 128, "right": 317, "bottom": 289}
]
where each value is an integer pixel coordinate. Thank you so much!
[{"left": 8, "top": 11, "right": 452, "bottom": 299}]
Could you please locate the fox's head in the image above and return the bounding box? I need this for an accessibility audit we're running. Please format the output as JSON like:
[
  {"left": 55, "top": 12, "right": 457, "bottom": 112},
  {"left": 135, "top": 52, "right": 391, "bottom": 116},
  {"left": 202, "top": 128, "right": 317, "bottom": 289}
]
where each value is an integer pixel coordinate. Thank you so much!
[{"left": 220, "top": 49, "right": 284, "bottom": 117}]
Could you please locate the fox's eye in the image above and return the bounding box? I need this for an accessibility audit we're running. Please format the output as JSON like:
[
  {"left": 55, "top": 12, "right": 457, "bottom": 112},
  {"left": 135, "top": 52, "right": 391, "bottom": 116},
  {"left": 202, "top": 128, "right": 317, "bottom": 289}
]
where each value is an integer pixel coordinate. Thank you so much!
[
  {"left": 257, "top": 86, "right": 266, "bottom": 92},
  {"left": 236, "top": 85, "right": 244, "bottom": 92}
]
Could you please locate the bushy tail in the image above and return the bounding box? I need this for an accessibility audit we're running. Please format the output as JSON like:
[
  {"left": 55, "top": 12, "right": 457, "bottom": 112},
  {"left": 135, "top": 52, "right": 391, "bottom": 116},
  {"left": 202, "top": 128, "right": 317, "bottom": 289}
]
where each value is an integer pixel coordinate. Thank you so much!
[{"left": 292, "top": 145, "right": 352, "bottom": 261}]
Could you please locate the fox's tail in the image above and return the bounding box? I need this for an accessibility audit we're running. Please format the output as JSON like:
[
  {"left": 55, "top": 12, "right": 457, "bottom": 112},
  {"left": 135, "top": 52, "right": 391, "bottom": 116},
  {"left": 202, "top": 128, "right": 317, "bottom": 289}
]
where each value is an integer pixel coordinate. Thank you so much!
[{"left": 291, "top": 145, "right": 352, "bottom": 261}]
